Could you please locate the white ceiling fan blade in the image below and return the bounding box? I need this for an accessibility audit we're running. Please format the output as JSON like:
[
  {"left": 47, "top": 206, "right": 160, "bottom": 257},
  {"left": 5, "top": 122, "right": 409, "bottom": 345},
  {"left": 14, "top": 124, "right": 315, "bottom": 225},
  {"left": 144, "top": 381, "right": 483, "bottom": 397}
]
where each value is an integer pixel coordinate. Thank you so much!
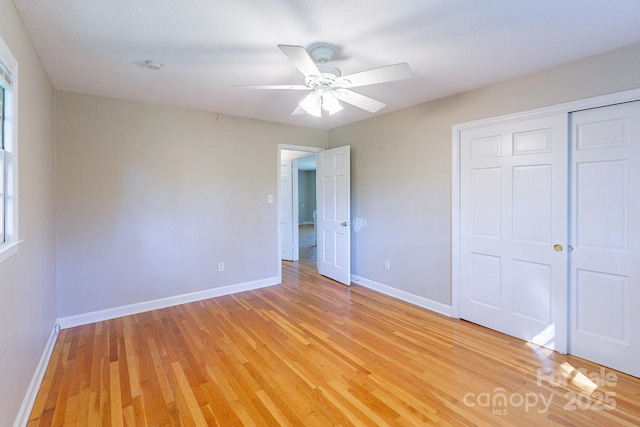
[
  {"left": 339, "top": 63, "right": 412, "bottom": 88},
  {"left": 234, "top": 84, "right": 310, "bottom": 90},
  {"left": 333, "top": 89, "right": 386, "bottom": 113},
  {"left": 278, "top": 44, "right": 322, "bottom": 78}
]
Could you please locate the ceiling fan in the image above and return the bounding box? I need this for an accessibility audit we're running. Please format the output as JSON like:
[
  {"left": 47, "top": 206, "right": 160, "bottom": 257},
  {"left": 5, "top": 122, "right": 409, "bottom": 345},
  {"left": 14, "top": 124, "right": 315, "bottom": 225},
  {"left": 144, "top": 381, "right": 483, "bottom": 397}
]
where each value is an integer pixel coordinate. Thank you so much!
[{"left": 235, "top": 44, "right": 412, "bottom": 117}]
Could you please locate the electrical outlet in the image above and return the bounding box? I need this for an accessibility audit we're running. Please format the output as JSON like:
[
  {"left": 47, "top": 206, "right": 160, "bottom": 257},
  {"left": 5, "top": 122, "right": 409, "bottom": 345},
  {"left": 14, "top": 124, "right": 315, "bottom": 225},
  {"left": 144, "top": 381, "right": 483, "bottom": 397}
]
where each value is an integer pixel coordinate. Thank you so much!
[
  {"left": 384, "top": 260, "right": 390, "bottom": 271},
  {"left": 218, "top": 262, "right": 225, "bottom": 272}
]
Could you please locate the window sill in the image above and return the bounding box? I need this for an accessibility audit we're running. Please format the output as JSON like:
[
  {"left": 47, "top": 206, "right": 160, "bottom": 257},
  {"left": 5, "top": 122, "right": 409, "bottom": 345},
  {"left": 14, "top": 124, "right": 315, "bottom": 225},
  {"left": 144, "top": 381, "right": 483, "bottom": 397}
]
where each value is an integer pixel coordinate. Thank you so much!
[{"left": 0, "top": 240, "right": 22, "bottom": 264}]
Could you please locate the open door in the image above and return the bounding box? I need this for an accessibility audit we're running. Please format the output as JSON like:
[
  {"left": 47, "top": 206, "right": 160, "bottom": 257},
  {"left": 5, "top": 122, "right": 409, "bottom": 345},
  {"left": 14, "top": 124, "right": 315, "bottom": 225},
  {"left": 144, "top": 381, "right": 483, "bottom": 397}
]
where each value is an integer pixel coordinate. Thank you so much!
[{"left": 317, "top": 146, "right": 351, "bottom": 285}]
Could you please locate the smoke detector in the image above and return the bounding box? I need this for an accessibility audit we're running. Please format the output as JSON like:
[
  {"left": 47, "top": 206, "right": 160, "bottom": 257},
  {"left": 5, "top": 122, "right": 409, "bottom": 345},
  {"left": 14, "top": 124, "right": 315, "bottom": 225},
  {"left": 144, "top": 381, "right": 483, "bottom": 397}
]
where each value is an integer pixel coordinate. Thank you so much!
[{"left": 144, "top": 60, "right": 164, "bottom": 70}]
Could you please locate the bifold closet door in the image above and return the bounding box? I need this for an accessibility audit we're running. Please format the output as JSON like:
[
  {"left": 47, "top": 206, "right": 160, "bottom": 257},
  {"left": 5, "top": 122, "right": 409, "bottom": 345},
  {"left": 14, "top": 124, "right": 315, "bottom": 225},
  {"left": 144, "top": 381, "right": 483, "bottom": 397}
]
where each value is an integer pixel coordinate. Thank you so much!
[
  {"left": 570, "top": 101, "right": 640, "bottom": 377},
  {"left": 460, "top": 114, "right": 568, "bottom": 352}
]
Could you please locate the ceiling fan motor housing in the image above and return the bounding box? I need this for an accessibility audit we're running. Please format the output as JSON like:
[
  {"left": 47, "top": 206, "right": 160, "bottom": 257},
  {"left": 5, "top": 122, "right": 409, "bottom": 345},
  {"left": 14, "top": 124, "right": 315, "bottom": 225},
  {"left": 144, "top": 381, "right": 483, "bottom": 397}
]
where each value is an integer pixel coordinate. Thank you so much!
[{"left": 305, "top": 65, "right": 344, "bottom": 89}]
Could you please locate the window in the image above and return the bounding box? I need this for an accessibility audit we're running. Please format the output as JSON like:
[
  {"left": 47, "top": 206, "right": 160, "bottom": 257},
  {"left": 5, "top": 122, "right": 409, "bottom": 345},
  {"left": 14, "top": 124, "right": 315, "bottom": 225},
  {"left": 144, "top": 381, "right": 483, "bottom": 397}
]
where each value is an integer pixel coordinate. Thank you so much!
[
  {"left": 0, "top": 36, "right": 19, "bottom": 264},
  {"left": 1, "top": 80, "right": 6, "bottom": 242}
]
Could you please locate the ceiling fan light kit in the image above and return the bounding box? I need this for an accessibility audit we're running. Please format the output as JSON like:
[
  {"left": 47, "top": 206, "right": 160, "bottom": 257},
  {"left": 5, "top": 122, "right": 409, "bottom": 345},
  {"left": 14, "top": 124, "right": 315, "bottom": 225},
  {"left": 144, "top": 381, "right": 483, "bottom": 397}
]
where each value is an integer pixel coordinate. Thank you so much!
[
  {"left": 321, "top": 91, "right": 343, "bottom": 115},
  {"left": 299, "top": 89, "right": 344, "bottom": 117},
  {"left": 299, "top": 92, "right": 322, "bottom": 117},
  {"left": 235, "top": 44, "right": 412, "bottom": 118}
]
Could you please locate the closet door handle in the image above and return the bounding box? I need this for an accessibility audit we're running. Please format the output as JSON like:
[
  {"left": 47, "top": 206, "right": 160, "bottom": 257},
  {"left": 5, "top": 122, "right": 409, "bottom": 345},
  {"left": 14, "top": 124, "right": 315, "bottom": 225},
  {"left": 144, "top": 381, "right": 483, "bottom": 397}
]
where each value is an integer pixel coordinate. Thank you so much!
[{"left": 553, "top": 244, "right": 563, "bottom": 252}]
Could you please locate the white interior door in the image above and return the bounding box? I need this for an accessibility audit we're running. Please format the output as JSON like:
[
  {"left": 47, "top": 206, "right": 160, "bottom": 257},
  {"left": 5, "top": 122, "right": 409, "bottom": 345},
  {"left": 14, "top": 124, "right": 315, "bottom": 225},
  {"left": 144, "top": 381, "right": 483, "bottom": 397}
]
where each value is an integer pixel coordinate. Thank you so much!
[
  {"left": 280, "top": 158, "right": 294, "bottom": 261},
  {"left": 570, "top": 101, "right": 640, "bottom": 377},
  {"left": 317, "top": 146, "right": 351, "bottom": 285},
  {"left": 460, "top": 114, "right": 568, "bottom": 351}
]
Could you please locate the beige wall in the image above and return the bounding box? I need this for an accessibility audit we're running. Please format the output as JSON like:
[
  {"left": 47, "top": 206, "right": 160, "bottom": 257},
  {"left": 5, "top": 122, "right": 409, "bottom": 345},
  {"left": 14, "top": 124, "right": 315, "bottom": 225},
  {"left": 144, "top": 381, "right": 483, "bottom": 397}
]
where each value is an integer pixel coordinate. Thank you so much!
[
  {"left": 55, "top": 92, "right": 327, "bottom": 317},
  {"left": 55, "top": 42, "right": 640, "bottom": 316},
  {"left": 0, "top": 0, "right": 56, "bottom": 425},
  {"left": 3, "top": 3, "right": 640, "bottom": 420},
  {"left": 329, "top": 42, "right": 640, "bottom": 305}
]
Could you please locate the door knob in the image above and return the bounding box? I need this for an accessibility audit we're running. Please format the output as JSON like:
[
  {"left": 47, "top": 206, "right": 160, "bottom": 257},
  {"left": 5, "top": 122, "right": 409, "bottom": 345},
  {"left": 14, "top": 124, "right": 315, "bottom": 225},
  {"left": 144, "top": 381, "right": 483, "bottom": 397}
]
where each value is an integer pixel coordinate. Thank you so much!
[
  {"left": 553, "top": 244, "right": 563, "bottom": 252},
  {"left": 341, "top": 221, "right": 350, "bottom": 227}
]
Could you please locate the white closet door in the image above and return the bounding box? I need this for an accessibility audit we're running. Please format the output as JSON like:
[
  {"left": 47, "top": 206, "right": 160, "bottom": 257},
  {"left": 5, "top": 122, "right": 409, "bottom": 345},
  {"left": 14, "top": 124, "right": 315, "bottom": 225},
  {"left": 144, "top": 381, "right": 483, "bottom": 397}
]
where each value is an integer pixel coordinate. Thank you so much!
[
  {"left": 460, "top": 114, "right": 568, "bottom": 351},
  {"left": 570, "top": 101, "right": 640, "bottom": 377}
]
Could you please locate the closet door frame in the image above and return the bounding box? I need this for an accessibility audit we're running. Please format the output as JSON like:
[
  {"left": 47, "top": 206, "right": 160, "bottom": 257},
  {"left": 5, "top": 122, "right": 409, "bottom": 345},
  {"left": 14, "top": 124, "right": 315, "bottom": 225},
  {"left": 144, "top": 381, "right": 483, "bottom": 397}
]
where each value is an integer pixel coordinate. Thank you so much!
[{"left": 451, "top": 87, "right": 640, "bottom": 353}]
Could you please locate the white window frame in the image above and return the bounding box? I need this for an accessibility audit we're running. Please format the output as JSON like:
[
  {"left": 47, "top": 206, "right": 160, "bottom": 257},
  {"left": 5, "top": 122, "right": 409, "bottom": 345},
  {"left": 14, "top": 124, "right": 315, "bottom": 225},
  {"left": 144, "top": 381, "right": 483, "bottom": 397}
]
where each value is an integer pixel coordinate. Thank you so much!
[{"left": 0, "top": 35, "right": 20, "bottom": 264}]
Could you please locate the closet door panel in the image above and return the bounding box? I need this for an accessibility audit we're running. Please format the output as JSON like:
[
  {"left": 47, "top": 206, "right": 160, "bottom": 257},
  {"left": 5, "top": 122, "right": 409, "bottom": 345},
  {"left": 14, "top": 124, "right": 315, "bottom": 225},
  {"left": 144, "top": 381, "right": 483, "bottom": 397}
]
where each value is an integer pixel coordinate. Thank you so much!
[
  {"left": 570, "top": 101, "right": 640, "bottom": 377},
  {"left": 460, "top": 114, "right": 568, "bottom": 351}
]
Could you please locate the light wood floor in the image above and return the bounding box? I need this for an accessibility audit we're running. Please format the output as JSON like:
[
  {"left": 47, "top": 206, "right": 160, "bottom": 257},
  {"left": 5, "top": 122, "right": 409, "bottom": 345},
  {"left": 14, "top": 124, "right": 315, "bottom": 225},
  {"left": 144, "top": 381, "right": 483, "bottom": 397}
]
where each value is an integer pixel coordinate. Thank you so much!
[{"left": 29, "top": 258, "right": 640, "bottom": 426}]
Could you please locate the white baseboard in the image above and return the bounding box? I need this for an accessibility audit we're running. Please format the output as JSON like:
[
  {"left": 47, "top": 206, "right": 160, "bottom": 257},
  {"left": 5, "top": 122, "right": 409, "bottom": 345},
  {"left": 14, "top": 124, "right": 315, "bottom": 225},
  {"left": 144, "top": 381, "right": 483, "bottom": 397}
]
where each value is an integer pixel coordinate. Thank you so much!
[
  {"left": 351, "top": 275, "right": 452, "bottom": 318},
  {"left": 13, "top": 321, "right": 59, "bottom": 427},
  {"left": 58, "top": 277, "right": 280, "bottom": 329}
]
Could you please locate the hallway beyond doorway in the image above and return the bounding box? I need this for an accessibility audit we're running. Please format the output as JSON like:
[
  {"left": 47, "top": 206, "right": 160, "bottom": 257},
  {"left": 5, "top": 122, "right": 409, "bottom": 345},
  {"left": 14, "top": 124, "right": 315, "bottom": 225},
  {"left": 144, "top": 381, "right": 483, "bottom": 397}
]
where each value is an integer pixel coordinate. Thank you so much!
[{"left": 298, "top": 224, "right": 316, "bottom": 263}]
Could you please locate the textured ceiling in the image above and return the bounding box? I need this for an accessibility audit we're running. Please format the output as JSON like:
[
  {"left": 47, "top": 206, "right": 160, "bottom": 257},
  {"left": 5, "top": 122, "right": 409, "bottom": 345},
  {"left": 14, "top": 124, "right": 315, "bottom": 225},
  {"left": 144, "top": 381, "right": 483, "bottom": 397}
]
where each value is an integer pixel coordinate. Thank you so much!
[{"left": 12, "top": 0, "right": 640, "bottom": 129}]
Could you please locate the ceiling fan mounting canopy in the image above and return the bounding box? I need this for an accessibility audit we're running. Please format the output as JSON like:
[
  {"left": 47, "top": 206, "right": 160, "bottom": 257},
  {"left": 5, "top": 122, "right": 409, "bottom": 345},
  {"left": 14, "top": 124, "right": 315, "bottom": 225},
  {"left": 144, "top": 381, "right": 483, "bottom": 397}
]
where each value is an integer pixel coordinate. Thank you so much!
[
  {"left": 310, "top": 45, "right": 335, "bottom": 64},
  {"left": 235, "top": 44, "right": 412, "bottom": 117}
]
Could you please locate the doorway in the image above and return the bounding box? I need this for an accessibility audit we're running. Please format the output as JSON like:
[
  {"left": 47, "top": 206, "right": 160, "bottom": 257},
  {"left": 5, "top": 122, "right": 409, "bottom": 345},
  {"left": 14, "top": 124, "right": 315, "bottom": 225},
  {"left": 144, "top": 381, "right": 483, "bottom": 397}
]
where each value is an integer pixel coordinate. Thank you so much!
[
  {"left": 278, "top": 144, "right": 352, "bottom": 286},
  {"left": 278, "top": 145, "right": 323, "bottom": 272},
  {"left": 296, "top": 155, "right": 318, "bottom": 263}
]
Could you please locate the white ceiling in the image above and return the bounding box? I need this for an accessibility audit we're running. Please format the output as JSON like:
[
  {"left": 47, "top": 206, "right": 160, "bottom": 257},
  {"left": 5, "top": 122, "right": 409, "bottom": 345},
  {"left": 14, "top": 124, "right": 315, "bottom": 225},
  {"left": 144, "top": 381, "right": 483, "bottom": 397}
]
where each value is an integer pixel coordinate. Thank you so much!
[{"left": 12, "top": 0, "right": 640, "bottom": 130}]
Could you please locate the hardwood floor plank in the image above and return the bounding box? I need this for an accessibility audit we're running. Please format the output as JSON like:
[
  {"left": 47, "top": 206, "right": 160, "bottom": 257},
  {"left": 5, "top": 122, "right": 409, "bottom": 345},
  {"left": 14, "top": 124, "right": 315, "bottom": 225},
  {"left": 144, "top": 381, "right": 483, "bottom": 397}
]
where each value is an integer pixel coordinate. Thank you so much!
[
  {"left": 122, "top": 317, "right": 142, "bottom": 399},
  {"left": 122, "top": 405, "right": 135, "bottom": 426},
  {"left": 87, "top": 391, "right": 100, "bottom": 426},
  {"left": 255, "top": 389, "right": 295, "bottom": 427},
  {"left": 109, "top": 362, "right": 124, "bottom": 427},
  {"left": 28, "top": 251, "right": 640, "bottom": 426},
  {"left": 100, "top": 357, "right": 113, "bottom": 426},
  {"left": 368, "top": 374, "right": 441, "bottom": 425},
  {"left": 171, "top": 361, "right": 209, "bottom": 426}
]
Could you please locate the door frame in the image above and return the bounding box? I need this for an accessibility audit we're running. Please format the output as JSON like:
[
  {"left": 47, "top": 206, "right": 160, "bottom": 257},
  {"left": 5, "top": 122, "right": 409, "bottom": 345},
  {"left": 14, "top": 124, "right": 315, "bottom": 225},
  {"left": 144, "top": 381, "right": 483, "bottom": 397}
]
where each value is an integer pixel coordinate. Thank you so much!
[{"left": 277, "top": 144, "right": 324, "bottom": 281}]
